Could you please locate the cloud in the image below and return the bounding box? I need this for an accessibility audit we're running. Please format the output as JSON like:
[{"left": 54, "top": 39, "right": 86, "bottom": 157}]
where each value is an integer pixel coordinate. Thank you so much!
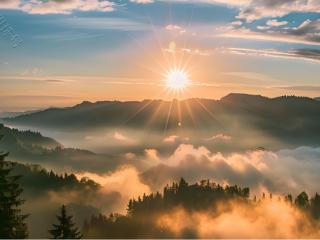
[
  {"left": 165, "top": 24, "right": 183, "bottom": 31},
  {"left": 224, "top": 47, "right": 320, "bottom": 63},
  {"left": 160, "top": 0, "right": 250, "bottom": 7},
  {"left": 257, "top": 25, "right": 270, "bottom": 30},
  {"left": 77, "top": 166, "right": 150, "bottom": 214},
  {"left": 0, "top": 0, "right": 115, "bottom": 14},
  {"left": 157, "top": 200, "right": 320, "bottom": 238},
  {"left": 236, "top": 0, "right": 320, "bottom": 22},
  {"left": 142, "top": 144, "right": 320, "bottom": 196},
  {"left": 231, "top": 21, "right": 243, "bottom": 26},
  {"left": 60, "top": 17, "right": 150, "bottom": 31},
  {"left": 272, "top": 85, "right": 320, "bottom": 92},
  {"left": 163, "top": 135, "right": 189, "bottom": 143},
  {"left": 23, "top": 166, "right": 148, "bottom": 237},
  {"left": 163, "top": 135, "right": 179, "bottom": 143},
  {"left": 266, "top": 19, "right": 288, "bottom": 27},
  {"left": 145, "top": 148, "right": 160, "bottom": 161},
  {"left": 165, "top": 24, "right": 186, "bottom": 34},
  {"left": 163, "top": 47, "right": 214, "bottom": 56},
  {"left": 206, "top": 133, "right": 231, "bottom": 141},
  {"left": 130, "top": 0, "right": 154, "bottom": 3},
  {"left": 113, "top": 131, "right": 132, "bottom": 142},
  {"left": 221, "top": 19, "right": 320, "bottom": 45},
  {"left": 0, "top": 0, "right": 20, "bottom": 9},
  {"left": 85, "top": 130, "right": 138, "bottom": 146},
  {"left": 160, "top": 0, "right": 319, "bottom": 21}
]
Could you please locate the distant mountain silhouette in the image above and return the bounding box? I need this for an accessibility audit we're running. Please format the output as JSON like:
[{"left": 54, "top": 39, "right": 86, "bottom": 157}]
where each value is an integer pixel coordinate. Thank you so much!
[
  {"left": 2, "top": 93, "right": 320, "bottom": 146},
  {"left": 315, "top": 97, "right": 320, "bottom": 101},
  {"left": 0, "top": 123, "right": 61, "bottom": 150},
  {"left": 0, "top": 110, "right": 40, "bottom": 118},
  {"left": 0, "top": 124, "right": 137, "bottom": 172}
]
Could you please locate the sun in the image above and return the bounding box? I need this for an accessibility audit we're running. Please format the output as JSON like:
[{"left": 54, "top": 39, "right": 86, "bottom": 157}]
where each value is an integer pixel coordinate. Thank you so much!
[{"left": 165, "top": 69, "right": 190, "bottom": 91}]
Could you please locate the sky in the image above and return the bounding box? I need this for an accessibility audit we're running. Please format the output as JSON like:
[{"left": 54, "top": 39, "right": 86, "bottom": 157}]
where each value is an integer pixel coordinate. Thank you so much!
[{"left": 0, "top": 0, "right": 320, "bottom": 111}]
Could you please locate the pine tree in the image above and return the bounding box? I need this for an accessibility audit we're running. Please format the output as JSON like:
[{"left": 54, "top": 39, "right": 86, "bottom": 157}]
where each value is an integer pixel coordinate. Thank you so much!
[
  {"left": 49, "top": 205, "right": 83, "bottom": 239},
  {"left": 295, "top": 192, "right": 309, "bottom": 209},
  {"left": 0, "top": 139, "right": 28, "bottom": 238}
]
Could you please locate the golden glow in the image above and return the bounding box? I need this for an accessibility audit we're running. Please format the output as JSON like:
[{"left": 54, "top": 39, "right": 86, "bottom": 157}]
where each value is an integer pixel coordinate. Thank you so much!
[{"left": 165, "top": 69, "right": 190, "bottom": 91}]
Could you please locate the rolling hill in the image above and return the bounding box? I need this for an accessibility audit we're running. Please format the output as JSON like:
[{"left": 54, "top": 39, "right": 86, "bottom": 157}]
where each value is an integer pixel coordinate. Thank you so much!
[
  {"left": 2, "top": 94, "right": 320, "bottom": 146},
  {"left": 0, "top": 124, "right": 131, "bottom": 173}
]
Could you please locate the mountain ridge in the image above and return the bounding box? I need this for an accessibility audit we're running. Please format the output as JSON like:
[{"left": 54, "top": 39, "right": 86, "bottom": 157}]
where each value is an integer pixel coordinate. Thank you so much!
[{"left": 2, "top": 93, "right": 320, "bottom": 149}]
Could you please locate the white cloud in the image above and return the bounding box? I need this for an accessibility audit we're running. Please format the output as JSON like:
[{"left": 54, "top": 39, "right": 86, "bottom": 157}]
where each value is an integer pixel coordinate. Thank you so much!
[
  {"left": 159, "top": 0, "right": 320, "bottom": 21},
  {"left": 206, "top": 133, "right": 232, "bottom": 141},
  {"left": 142, "top": 144, "right": 320, "bottom": 195},
  {"left": 163, "top": 135, "right": 179, "bottom": 143},
  {"left": 257, "top": 25, "right": 270, "bottom": 30},
  {"left": 266, "top": 19, "right": 288, "bottom": 27},
  {"left": 231, "top": 21, "right": 243, "bottom": 26},
  {"left": 113, "top": 131, "right": 133, "bottom": 142},
  {"left": 77, "top": 166, "right": 150, "bottom": 214},
  {"left": 165, "top": 24, "right": 187, "bottom": 34},
  {"left": 157, "top": 200, "right": 319, "bottom": 238},
  {"left": 165, "top": 24, "right": 182, "bottom": 30},
  {"left": 236, "top": 0, "right": 320, "bottom": 22},
  {"left": 130, "top": 0, "right": 154, "bottom": 3},
  {"left": 0, "top": 0, "right": 115, "bottom": 14},
  {"left": 220, "top": 19, "right": 320, "bottom": 46}
]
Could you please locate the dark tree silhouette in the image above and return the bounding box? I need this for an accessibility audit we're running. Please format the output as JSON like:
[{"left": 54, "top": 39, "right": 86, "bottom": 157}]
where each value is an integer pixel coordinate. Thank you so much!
[
  {"left": 285, "top": 194, "right": 293, "bottom": 204},
  {"left": 295, "top": 192, "right": 309, "bottom": 209},
  {"left": 0, "top": 137, "right": 28, "bottom": 238},
  {"left": 83, "top": 178, "right": 320, "bottom": 238},
  {"left": 310, "top": 193, "right": 320, "bottom": 219},
  {"left": 49, "top": 205, "right": 82, "bottom": 239},
  {"left": 83, "top": 178, "right": 251, "bottom": 238}
]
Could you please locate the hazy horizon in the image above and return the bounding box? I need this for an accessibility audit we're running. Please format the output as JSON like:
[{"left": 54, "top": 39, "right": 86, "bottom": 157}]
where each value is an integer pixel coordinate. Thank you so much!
[{"left": 1, "top": 92, "right": 320, "bottom": 112}]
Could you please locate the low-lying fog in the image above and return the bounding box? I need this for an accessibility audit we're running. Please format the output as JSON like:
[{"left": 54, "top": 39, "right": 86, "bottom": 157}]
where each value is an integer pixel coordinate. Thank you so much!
[{"left": 4, "top": 124, "right": 320, "bottom": 237}]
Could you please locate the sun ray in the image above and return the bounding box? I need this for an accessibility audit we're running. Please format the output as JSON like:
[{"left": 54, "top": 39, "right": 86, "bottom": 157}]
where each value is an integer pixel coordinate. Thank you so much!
[
  {"left": 164, "top": 99, "right": 174, "bottom": 136},
  {"left": 185, "top": 88, "right": 225, "bottom": 130},
  {"left": 123, "top": 88, "right": 167, "bottom": 126},
  {"left": 145, "top": 90, "right": 172, "bottom": 129}
]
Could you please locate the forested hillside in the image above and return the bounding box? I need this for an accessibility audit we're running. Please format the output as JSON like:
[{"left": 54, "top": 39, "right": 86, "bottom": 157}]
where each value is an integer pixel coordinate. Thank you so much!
[{"left": 83, "top": 178, "right": 320, "bottom": 238}]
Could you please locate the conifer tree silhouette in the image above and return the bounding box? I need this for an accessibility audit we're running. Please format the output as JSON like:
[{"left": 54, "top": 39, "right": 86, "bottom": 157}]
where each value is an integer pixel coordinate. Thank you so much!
[
  {"left": 0, "top": 136, "right": 28, "bottom": 238},
  {"left": 49, "top": 205, "right": 82, "bottom": 239}
]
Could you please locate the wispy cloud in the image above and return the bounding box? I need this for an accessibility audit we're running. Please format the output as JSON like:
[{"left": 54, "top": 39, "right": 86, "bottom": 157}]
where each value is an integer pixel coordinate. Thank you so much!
[
  {"left": 0, "top": 0, "right": 115, "bottom": 14},
  {"left": 59, "top": 17, "right": 150, "bottom": 31},
  {"left": 205, "top": 133, "right": 232, "bottom": 142},
  {"left": 220, "top": 19, "right": 320, "bottom": 46},
  {"left": 223, "top": 47, "right": 320, "bottom": 63},
  {"left": 154, "top": 0, "right": 320, "bottom": 22},
  {"left": 130, "top": 0, "right": 154, "bottom": 3},
  {"left": 236, "top": 0, "right": 320, "bottom": 22},
  {"left": 271, "top": 85, "right": 320, "bottom": 92}
]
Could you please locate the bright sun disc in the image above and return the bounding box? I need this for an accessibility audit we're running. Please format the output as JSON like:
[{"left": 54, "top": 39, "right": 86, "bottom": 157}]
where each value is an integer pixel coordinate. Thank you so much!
[{"left": 165, "top": 69, "right": 190, "bottom": 91}]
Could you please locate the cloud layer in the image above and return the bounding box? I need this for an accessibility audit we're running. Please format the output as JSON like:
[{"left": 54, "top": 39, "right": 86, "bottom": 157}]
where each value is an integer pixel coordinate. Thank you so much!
[
  {"left": 142, "top": 144, "right": 320, "bottom": 196},
  {"left": 157, "top": 200, "right": 320, "bottom": 238}
]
